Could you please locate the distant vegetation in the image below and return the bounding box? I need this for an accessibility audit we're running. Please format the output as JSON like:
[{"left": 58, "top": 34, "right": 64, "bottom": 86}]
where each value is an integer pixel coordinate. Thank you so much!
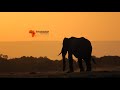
[{"left": 0, "top": 54, "right": 120, "bottom": 72}]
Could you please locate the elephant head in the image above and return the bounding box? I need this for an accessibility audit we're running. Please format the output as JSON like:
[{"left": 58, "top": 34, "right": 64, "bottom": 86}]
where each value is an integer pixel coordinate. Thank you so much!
[{"left": 58, "top": 38, "right": 69, "bottom": 71}]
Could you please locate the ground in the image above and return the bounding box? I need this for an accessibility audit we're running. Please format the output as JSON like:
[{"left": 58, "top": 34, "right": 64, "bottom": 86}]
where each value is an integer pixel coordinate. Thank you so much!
[
  {"left": 0, "top": 66, "right": 120, "bottom": 78},
  {"left": 0, "top": 70, "right": 120, "bottom": 78}
]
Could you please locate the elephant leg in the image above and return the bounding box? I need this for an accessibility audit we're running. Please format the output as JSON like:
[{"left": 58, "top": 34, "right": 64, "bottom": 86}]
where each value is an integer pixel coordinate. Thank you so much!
[
  {"left": 84, "top": 57, "right": 92, "bottom": 71},
  {"left": 67, "top": 53, "right": 74, "bottom": 73},
  {"left": 78, "top": 58, "right": 84, "bottom": 72}
]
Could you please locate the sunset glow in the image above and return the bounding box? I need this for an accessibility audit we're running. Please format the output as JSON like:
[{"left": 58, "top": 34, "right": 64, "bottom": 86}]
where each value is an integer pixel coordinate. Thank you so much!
[{"left": 0, "top": 12, "right": 120, "bottom": 41}]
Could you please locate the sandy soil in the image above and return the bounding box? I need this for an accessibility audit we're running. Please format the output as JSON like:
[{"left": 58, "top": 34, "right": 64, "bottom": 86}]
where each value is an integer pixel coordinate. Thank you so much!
[
  {"left": 0, "top": 70, "right": 120, "bottom": 78},
  {"left": 0, "top": 66, "right": 120, "bottom": 78}
]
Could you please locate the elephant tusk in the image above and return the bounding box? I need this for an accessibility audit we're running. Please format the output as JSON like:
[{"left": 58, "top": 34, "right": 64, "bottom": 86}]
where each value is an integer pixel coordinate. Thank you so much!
[{"left": 58, "top": 52, "right": 62, "bottom": 56}]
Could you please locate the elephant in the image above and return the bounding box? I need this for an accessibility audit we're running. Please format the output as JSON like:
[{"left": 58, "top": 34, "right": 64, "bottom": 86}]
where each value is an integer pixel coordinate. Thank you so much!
[{"left": 58, "top": 37, "right": 96, "bottom": 73}]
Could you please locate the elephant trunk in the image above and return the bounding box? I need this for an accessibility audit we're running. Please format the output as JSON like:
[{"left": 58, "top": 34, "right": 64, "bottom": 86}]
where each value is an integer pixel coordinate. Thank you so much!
[
  {"left": 58, "top": 47, "right": 67, "bottom": 71},
  {"left": 62, "top": 54, "right": 66, "bottom": 71},
  {"left": 92, "top": 57, "right": 96, "bottom": 64}
]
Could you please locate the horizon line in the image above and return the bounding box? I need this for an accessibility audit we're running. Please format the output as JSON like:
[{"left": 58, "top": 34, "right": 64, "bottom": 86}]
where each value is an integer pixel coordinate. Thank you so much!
[{"left": 0, "top": 40, "right": 120, "bottom": 42}]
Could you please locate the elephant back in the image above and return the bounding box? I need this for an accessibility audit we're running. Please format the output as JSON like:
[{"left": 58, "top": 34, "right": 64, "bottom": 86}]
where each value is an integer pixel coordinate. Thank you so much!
[{"left": 69, "top": 37, "right": 92, "bottom": 57}]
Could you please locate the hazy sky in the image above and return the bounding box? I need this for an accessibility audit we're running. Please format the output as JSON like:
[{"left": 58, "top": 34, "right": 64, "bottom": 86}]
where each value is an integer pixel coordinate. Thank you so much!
[{"left": 0, "top": 12, "right": 120, "bottom": 41}]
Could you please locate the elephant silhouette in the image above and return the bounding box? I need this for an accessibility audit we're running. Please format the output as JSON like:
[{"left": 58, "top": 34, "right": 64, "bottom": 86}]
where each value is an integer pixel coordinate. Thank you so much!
[{"left": 58, "top": 37, "right": 96, "bottom": 73}]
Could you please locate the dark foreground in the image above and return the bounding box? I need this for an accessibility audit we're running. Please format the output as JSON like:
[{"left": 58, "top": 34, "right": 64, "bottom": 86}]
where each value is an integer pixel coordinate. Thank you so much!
[{"left": 0, "top": 71, "right": 120, "bottom": 78}]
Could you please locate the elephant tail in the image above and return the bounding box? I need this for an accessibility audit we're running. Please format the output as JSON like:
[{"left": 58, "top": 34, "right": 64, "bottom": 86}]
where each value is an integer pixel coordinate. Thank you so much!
[{"left": 91, "top": 57, "right": 96, "bottom": 64}]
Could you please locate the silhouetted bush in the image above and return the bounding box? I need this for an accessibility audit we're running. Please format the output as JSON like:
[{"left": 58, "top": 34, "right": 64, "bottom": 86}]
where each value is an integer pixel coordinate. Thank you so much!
[{"left": 0, "top": 54, "right": 119, "bottom": 72}]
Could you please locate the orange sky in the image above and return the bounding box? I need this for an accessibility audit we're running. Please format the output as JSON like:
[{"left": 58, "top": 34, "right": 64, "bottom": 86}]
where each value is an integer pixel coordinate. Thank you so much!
[{"left": 0, "top": 12, "right": 120, "bottom": 41}]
